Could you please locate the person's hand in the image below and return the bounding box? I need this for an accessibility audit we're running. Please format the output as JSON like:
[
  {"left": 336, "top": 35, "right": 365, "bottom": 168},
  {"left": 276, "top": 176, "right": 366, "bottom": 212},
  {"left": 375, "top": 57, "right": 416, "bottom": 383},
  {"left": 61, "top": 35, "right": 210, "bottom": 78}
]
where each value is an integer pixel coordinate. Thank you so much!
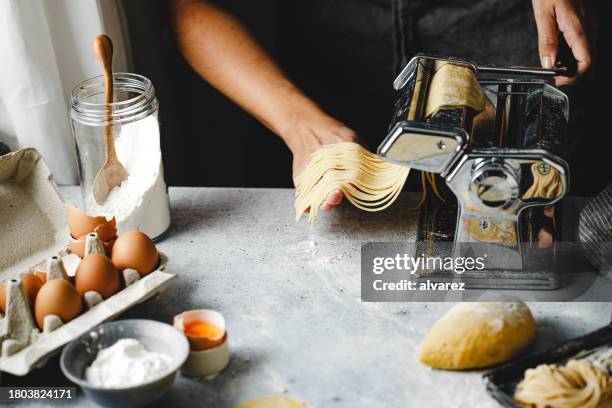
[
  {"left": 532, "top": 0, "right": 592, "bottom": 85},
  {"left": 285, "top": 113, "right": 358, "bottom": 212},
  {"left": 170, "top": 0, "right": 359, "bottom": 213}
]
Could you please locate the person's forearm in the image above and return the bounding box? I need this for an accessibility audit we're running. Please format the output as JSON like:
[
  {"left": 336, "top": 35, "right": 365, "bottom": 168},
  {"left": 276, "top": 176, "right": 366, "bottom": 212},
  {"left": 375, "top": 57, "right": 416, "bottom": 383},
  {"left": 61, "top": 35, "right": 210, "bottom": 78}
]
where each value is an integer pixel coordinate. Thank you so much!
[{"left": 168, "top": 0, "right": 326, "bottom": 152}]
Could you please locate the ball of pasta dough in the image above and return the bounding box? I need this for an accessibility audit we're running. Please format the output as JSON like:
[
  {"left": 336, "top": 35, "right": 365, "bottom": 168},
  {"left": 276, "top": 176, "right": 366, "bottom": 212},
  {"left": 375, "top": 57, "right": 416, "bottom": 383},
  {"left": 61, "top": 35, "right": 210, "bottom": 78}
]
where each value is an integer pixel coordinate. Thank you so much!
[
  {"left": 234, "top": 397, "right": 304, "bottom": 408},
  {"left": 419, "top": 301, "right": 535, "bottom": 370}
]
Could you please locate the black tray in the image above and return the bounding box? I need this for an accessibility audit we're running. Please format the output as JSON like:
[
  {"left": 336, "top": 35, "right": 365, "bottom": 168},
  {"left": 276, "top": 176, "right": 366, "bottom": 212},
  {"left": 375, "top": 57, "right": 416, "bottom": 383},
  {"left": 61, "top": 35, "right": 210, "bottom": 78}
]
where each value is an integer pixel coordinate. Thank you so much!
[{"left": 484, "top": 317, "right": 612, "bottom": 407}]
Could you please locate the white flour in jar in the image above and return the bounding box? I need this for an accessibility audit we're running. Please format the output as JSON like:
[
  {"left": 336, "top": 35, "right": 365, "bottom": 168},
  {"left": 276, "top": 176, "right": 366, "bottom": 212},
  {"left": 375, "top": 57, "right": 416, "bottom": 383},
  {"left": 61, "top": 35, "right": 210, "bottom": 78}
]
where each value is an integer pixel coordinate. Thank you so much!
[
  {"left": 85, "top": 338, "right": 172, "bottom": 388},
  {"left": 85, "top": 116, "right": 170, "bottom": 238}
]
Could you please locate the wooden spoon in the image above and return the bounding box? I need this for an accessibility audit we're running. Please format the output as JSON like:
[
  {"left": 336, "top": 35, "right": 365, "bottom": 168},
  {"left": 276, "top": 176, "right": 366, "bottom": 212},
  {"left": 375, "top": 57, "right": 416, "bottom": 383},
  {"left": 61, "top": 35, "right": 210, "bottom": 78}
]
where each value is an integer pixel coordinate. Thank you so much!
[{"left": 92, "top": 34, "right": 128, "bottom": 204}]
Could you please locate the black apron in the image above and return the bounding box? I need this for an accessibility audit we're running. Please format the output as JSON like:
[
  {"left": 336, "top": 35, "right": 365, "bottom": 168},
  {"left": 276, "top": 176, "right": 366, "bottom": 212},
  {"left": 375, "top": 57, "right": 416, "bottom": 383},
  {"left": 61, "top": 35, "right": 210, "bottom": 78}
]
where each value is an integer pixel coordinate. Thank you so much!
[
  {"left": 277, "top": 0, "right": 539, "bottom": 149},
  {"left": 274, "top": 0, "right": 611, "bottom": 194}
]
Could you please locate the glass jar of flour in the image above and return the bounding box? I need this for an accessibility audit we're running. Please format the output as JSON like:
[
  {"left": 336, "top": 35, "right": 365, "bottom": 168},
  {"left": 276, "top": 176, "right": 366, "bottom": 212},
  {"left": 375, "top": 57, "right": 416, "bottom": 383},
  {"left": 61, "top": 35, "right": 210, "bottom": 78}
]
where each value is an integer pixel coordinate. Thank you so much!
[{"left": 70, "top": 73, "right": 171, "bottom": 240}]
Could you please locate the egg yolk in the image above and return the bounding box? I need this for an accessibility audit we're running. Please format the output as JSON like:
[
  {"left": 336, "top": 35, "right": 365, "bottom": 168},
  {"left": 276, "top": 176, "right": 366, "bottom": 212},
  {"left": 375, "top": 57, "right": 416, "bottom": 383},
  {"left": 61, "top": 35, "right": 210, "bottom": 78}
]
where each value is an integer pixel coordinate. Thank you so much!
[{"left": 184, "top": 320, "right": 223, "bottom": 339}]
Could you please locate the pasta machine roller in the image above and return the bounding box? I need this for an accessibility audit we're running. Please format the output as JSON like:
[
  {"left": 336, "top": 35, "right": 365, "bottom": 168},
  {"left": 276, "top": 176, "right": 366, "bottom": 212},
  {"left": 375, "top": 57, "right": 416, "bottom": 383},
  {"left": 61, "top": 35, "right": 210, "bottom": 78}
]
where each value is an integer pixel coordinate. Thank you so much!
[{"left": 378, "top": 54, "right": 571, "bottom": 289}]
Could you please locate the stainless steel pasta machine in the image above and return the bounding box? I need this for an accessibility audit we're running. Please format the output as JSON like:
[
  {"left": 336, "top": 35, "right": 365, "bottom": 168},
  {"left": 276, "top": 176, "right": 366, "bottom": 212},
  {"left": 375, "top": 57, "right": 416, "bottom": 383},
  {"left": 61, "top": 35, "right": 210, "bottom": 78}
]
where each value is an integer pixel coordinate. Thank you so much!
[{"left": 378, "top": 54, "right": 571, "bottom": 289}]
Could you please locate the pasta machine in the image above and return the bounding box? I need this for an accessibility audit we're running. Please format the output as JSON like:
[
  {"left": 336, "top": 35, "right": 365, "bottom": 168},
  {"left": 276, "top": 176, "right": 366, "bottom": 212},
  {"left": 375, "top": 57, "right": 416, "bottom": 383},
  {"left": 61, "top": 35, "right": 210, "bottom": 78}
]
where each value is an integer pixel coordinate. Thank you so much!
[{"left": 378, "top": 54, "right": 571, "bottom": 289}]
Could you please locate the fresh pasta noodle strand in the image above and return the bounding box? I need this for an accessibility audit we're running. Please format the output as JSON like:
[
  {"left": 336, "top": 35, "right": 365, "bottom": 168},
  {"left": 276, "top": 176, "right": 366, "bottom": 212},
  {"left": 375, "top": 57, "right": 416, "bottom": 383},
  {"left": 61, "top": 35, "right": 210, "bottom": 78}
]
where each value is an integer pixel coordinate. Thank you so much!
[
  {"left": 295, "top": 143, "right": 410, "bottom": 223},
  {"left": 514, "top": 359, "right": 612, "bottom": 408},
  {"left": 426, "top": 171, "right": 446, "bottom": 202},
  {"left": 411, "top": 171, "right": 429, "bottom": 210}
]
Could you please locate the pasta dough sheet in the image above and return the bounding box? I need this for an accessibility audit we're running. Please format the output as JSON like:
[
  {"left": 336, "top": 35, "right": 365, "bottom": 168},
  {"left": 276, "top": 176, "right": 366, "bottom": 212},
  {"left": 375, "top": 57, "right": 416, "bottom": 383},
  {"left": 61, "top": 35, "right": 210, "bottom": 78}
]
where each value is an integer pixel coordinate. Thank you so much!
[
  {"left": 425, "top": 61, "right": 486, "bottom": 118},
  {"left": 234, "top": 397, "right": 304, "bottom": 408},
  {"left": 294, "top": 143, "right": 410, "bottom": 223},
  {"left": 514, "top": 359, "right": 612, "bottom": 408}
]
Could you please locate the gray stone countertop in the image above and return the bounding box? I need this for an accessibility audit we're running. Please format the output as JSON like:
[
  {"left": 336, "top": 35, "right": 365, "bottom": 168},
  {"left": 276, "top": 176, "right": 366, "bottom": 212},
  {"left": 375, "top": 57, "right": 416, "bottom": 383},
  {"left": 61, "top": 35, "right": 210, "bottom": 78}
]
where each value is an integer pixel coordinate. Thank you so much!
[{"left": 10, "top": 187, "right": 612, "bottom": 407}]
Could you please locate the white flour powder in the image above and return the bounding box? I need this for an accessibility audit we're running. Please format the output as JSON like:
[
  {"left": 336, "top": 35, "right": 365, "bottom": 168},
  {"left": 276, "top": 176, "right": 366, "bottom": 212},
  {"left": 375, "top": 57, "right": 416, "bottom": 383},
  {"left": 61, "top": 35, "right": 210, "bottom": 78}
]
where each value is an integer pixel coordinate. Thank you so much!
[
  {"left": 86, "top": 116, "right": 170, "bottom": 238},
  {"left": 86, "top": 338, "right": 172, "bottom": 388},
  {"left": 442, "top": 301, "right": 531, "bottom": 332}
]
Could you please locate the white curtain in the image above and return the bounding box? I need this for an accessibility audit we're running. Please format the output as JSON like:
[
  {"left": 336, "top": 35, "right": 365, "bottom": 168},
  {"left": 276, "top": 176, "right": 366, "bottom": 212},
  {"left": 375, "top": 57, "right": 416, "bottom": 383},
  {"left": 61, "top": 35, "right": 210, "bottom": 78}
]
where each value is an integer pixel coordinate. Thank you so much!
[{"left": 0, "top": 0, "right": 130, "bottom": 185}]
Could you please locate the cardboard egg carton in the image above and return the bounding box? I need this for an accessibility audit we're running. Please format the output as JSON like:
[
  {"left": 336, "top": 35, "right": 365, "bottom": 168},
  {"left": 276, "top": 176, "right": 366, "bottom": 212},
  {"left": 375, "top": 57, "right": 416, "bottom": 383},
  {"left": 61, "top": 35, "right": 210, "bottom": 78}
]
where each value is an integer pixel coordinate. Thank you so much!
[{"left": 0, "top": 148, "right": 176, "bottom": 376}]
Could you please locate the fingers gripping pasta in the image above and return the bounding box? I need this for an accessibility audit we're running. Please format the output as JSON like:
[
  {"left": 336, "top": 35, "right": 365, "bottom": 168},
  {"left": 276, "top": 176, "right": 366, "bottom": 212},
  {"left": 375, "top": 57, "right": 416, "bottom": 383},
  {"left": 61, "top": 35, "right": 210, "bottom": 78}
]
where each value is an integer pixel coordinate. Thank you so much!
[{"left": 294, "top": 143, "right": 410, "bottom": 223}]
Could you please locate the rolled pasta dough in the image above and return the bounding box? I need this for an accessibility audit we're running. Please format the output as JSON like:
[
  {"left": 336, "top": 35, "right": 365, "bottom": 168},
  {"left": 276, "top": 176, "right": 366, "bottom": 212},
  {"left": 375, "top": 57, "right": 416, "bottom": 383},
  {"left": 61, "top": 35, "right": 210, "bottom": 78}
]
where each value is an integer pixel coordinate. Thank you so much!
[{"left": 419, "top": 302, "right": 535, "bottom": 370}]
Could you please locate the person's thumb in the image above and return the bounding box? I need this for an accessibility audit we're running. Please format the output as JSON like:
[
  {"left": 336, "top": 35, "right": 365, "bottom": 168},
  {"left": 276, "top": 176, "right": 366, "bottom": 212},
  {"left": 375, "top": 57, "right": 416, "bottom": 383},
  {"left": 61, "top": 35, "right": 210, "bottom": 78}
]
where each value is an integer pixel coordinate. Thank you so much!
[{"left": 533, "top": 1, "right": 559, "bottom": 68}]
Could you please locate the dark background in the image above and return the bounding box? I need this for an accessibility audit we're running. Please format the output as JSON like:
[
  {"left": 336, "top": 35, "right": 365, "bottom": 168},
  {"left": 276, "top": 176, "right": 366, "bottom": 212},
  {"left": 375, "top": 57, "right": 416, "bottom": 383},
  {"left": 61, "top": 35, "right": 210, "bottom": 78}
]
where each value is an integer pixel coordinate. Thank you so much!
[{"left": 121, "top": 0, "right": 612, "bottom": 195}]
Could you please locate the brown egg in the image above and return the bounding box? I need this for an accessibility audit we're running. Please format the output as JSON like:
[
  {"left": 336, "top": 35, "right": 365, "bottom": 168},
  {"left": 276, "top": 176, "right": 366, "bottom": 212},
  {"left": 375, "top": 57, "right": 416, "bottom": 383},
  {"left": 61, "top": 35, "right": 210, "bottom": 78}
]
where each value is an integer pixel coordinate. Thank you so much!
[
  {"left": 20, "top": 273, "right": 44, "bottom": 303},
  {"left": 34, "top": 279, "right": 82, "bottom": 329},
  {"left": 0, "top": 273, "right": 44, "bottom": 314},
  {"left": 75, "top": 254, "right": 120, "bottom": 299},
  {"left": 34, "top": 270, "right": 47, "bottom": 283},
  {"left": 67, "top": 205, "right": 116, "bottom": 241},
  {"left": 111, "top": 231, "right": 159, "bottom": 276}
]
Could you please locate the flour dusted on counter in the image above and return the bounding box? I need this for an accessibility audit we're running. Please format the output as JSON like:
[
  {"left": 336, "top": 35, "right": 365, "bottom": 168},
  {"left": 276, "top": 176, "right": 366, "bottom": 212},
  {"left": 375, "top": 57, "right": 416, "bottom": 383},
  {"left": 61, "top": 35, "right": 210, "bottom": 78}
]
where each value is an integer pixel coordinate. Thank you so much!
[
  {"left": 86, "top": 116, "right": 170, "bottom": 238},
  {"left": 86, "top": 338, "right": 172, "bottom": 388}
]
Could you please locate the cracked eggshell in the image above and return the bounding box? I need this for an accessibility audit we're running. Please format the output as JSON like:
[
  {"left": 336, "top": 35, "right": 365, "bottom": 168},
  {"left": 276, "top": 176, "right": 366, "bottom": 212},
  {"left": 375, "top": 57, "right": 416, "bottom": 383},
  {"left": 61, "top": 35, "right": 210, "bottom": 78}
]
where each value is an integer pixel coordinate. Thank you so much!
[
  {"left": 92, "top": 223, "right": 117, "bottom": 243},
  {"left": 67, "top": 204, "right": 116, "bottom": 241},
  {"left": 174, "top": 309, "right": 226, "bottom": 351},
  {"left": 180, "top": 333, "right": 229, "bottom": 378},
  {"left": 68, "top": 235, "right": 115, "bottom": 258},
  {"left": 34, "top": 279, "right": 82, "bottom": 330},
  {"left": 0, "top": 273, "right": 44, "bottom": 314}
]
